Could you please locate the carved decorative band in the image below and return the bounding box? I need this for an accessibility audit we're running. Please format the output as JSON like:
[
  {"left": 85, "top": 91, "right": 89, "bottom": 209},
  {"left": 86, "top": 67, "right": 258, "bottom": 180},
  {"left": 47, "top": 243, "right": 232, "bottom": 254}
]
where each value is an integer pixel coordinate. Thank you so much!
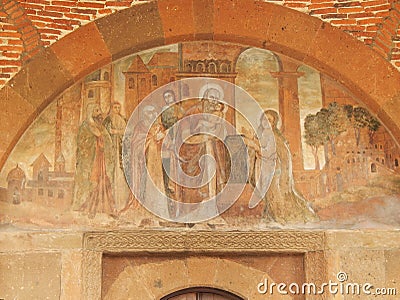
[{"left": 83, "top": 230, "right": 325, "bottom": 253}]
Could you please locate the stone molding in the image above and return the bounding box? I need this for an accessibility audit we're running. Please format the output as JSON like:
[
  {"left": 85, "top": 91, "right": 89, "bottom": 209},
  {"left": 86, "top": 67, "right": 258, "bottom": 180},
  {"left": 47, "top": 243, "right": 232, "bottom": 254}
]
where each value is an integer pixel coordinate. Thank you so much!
[{"left": 83, "top": 230, "right": 325, "bottom": 252}]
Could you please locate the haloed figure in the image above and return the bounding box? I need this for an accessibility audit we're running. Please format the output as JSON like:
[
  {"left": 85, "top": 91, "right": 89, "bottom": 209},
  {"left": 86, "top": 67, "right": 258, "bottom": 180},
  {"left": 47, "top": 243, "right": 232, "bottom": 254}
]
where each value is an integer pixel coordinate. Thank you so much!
[{"left": 258, "top": 109, "right": 317, "bottom": 224}]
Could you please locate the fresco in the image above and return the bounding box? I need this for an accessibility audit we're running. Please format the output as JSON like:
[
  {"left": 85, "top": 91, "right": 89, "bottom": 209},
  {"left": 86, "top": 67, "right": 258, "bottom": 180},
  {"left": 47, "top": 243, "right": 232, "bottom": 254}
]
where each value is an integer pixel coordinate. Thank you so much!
[{"left": 1, "top": 41, "right": 400, "bottom": 229}]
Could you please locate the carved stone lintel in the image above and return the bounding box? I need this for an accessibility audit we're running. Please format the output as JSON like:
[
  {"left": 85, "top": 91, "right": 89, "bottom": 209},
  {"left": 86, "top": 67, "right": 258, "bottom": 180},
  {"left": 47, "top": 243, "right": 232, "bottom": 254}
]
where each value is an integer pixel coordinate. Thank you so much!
[{"left": 83, "top": 230, "right": 325, "bottom": 253}]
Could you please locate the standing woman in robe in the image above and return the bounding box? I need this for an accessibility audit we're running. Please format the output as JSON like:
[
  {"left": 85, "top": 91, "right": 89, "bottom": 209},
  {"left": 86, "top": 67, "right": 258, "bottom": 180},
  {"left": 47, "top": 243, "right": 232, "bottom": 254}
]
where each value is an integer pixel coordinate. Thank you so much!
[{"left": 257, "top": 109, "right": 317, "bottom": 224}]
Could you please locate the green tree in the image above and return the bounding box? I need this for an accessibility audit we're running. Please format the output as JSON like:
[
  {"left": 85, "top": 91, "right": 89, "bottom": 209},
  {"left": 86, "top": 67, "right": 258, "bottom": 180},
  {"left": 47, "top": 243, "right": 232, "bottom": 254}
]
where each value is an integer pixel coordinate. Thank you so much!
[
  {"left": 304, "top": 113, "right": 328, "bottom": 170},
  {"left": 347, "top": 106, "right": 381, "bottom": 146},
  {"left": 325, "top": 102, "right": 349, "bottom": 155}
]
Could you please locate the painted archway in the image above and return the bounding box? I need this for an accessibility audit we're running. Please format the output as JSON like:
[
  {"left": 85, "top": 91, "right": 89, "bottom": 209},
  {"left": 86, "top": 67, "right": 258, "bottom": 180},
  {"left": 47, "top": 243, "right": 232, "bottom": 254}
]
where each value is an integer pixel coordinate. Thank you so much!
[{"left": 1, "top": 0, "right": 400, "bottom": 171}]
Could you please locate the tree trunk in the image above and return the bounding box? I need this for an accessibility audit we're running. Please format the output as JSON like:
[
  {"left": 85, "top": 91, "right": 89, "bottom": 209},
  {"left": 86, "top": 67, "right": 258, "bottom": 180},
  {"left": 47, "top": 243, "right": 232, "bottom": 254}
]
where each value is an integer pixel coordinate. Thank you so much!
[{"left": 313, "top": 147, "right": 320, "bottom": 170}]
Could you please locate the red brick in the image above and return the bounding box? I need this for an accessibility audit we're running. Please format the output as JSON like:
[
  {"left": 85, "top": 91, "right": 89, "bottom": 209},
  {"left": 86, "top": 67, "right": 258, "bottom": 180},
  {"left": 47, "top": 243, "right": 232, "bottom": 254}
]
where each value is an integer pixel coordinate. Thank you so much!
[
  {"left": 24, "top": 46, "right": 42, "bottom": 59},
  {"left": 365, "top": 4, "right": 391, "bottom": 12},
  {"left": 19, "top": 3, "right": 44, "bottom": 10},
  {"left": 0, "top": 32, "right": 21, "bottom": 38},
  {"left": 284, "top": 3, "right": 308, "bottom": 8},
  {"left": 310, "top": 0, "right": 334, "bottom": 3},
  {"left": 31, "top": 21, "right": 47, "bottom": 28},
  {"left": 309, "top": 3, "right": 334, "bottom": 9},
  {"left": 355, "top": 31, "right": 378, "bottom": 37},
  {"left": 47, "top": 23, "right": 74, "bottom": 30},
  {"left": 40, "top": 34, "right": 59, "bottom": 40},
  {"left": 321, "top": 13, "right": 347, "bottom": 19},
  {"left": 338, "top": 7, "right": 364, "bottom": 13},
  {"left": 24, "top": 42, "right": 40, "bottom": 53},
  {"left": 70, "top": 8, "right": 97, "bottom": 15},
  {"left": 105, "top": 1, "right": 132, "bottom": 7},
  {"left": 348, "top": 12, "right": 374, "bottom": 18},
  {"left": 52, "top": 18, "right": 80, "bottom": 26},
  {"left": 0, "top": 45, "right": 23, "bottom": 52},
  {"left": 7, "top": 40, "right": 23, "bottom": 46},
  {"left": 0, "top": 79, "right": 7, "bottom": 85},
  {"left": 20, "top": 25, "right": 35, "bottom": 35},
  {"left": 339, "top": 25, "right": 366, "bottom": 31},
  {"left": 3, "top": 1, "right": 18, "bottom": 12},
  {"left": 357, "top": 17, "right": 383, "bottom": 25},
  {"left": 310, "top": 8, "right": 337, "bottom": 14},
  {"left": 38, "top": 28, "right": 61, "bottom": 35},
  {"left": 26, "top": 0, "right": 50, "bottom": 4},
  {"left": 1, "top": 24, "right": 17, "bottom": 31},
  {"left": 366, "top": 25, "right": 379, "bottom": 31},
  {"left": 380, "top": 28, "right": 395, "bottom": 42},
  {"left": 364, "top": 38, "right": 374, "bottom": 45},
  {"left": 64, "top": 13, "right": 91, "bottom": 21},
  {"left": 45, "top": 5, "right": 71, "bottom": 13},
  {"left": 13, "top": 18, "right": 30, "bottom": 27},
  {"left": 391, "top": 53, "right": 400, "bottom": 60},
  {"left": 24, "top": 9, "right": 37, "bottom": 15},
  {"left": 10, "top": 9, "right": 24, "bottom": 20},
  {"left": 98, "top": 8, "right": 113, "bottom": 14},
  {"left": 2, "top": 52, "right": 20, "bottom": 59},
  {"left": 330, "top": 19, "right": 357, "bottom": 25},
  {"left": 333, "top": 1, "right": 362, "bottom": 8},
  {"left": 78, "top": 2, "right": 105, "bottom": 9},
  {"left": 361, "top": 0, "right": 388, "bottom": 7},
  {"left": 29, "top": 15, "right": 54, "bottom": 23},
  {"left": 382, "top": 18, "right": 398, "bottom": 34},
  {"left": 2, "top": 67, "right": 19, "bottom": 73},
  {"left": 37, "top": 10, "right": 63, "bottom": 18},
  {"left": 0, "top": 59, "right": 21, "bottom": 66},
  {"left": 51, "top": 1, "right": 76, "bottom": 6},
  {"left": 374, "top": 37, "right": 391, "bottom": 53}
]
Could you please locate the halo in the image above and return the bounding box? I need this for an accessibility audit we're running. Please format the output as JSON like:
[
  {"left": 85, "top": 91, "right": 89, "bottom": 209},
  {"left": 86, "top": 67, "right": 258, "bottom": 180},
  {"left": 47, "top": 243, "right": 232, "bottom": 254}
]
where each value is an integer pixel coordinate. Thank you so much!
[{"left": 199, "top": 82, "right": 224, "bottom": 100}]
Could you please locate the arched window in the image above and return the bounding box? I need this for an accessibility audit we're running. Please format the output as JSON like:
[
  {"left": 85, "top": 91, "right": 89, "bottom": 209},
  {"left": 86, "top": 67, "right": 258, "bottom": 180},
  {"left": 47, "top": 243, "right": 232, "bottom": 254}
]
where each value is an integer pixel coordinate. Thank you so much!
[
  {"left": 208, "top": 62, "right": 217, "bottom": 73},
  {"left": 220, "top": 62, "right": 229, "bottom": 73},
  {"left": 161, "top": 287, "right": 244, "bottom": 300},
  {"left": 88, "top": 90, "right": 94, "bottom": 98},
  {"left": 395, "top": 158, "right": 399, "bottom": 167},
  {"left": 196, "top": 62, "right": 205, "bottom": 72},
  {"left": 128, "top": 78, "right": 135, "bottom": 89},
  {"left": 152, "top": 74, "right": 158, "bottom": 86},
  {"left": 103, "top": 71, "right": 109, "bottom": 81},
  {"left": 371, "top": 163, "right": 377, "bottom": 173}
]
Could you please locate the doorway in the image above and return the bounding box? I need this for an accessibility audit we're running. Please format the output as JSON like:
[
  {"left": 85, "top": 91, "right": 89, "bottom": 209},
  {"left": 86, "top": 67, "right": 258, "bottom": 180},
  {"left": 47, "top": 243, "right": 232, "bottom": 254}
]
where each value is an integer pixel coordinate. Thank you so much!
[{"left": 161, "top": 287, "right": 244, "bottom": 300}]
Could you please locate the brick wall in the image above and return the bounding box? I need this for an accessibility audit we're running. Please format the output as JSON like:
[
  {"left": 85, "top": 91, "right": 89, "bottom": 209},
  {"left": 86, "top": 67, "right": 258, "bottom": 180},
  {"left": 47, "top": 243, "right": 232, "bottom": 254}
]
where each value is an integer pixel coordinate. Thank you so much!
[{"left": 0, "top": 0, "right": 399, "bottom": 88}]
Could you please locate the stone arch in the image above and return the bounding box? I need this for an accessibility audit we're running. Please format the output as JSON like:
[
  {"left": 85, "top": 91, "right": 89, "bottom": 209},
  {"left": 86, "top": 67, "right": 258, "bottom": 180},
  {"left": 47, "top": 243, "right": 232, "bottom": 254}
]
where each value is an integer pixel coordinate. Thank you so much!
[
  {"left": 103, "top": 257, "right": 291, "bottom": 300},
  {"left": 1, "top": 0, "right": 400, "bottom": 170}
]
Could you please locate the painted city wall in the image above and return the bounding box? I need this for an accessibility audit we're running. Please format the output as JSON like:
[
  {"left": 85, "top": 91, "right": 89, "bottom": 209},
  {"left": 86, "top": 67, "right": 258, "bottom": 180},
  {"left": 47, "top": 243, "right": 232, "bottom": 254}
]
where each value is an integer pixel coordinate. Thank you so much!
[{"left": 1, "top": 41, "right": 400, "bottom": 230}]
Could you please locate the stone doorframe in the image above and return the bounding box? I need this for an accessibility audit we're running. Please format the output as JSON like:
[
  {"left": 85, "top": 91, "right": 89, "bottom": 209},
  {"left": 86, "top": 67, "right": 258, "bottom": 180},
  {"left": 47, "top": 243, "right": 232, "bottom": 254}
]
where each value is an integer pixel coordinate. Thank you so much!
[{"left": 82, "top": 230, "right": 327, "bottom": 300}]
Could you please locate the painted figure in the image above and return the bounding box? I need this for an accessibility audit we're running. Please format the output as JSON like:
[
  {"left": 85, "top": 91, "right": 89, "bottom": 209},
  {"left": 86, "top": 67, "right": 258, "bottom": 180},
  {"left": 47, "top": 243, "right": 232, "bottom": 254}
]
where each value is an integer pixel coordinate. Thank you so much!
[
  {"left": 178, "top": 86, "right": 228, "bottom": 199},
  {"left": 122, "top": 105, "right": 165, "bottom": 211},
  {"left": 160, "top": 90, "right": 183, "bottom": 198},
  {"left": 257, "top": 110, "right": 317, "bottom": 224},
  {"left": 72, "top": 103, "right": 117, "bottom": 218},
  {"left": 103, "top": 101, "right": 129, "bottom": 209}
]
